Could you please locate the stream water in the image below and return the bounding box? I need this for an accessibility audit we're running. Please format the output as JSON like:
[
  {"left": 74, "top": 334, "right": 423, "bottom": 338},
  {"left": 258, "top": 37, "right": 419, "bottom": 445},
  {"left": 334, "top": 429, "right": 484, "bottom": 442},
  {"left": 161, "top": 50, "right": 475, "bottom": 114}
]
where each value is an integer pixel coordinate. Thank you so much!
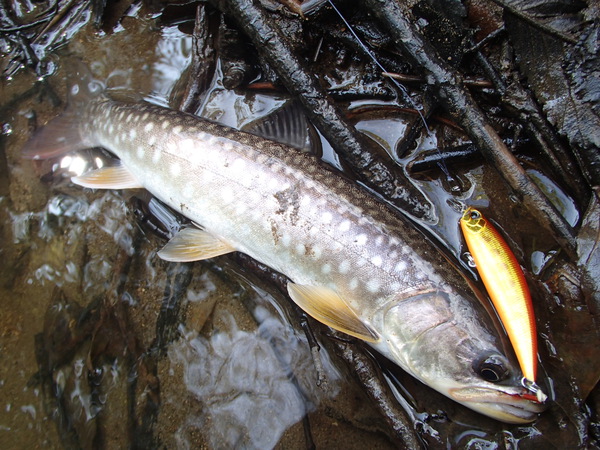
[{"left": 0, "top": 3, "right": 598, "bottom": 449}]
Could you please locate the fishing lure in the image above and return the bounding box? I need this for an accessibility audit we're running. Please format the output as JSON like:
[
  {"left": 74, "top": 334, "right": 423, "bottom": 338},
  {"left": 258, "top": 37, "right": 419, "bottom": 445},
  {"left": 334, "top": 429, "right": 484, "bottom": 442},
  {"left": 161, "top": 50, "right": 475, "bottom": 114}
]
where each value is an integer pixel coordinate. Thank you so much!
[{"left": 461, "top": 207, "right": 546, "bottom": 402}]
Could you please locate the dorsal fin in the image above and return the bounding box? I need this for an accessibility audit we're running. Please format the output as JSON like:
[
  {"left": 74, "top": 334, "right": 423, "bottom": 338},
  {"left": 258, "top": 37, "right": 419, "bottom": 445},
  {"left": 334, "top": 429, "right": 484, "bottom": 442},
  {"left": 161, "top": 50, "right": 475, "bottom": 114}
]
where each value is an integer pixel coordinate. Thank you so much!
[{"left": 242, "top": 101, "right": 321, "bottom": 153}]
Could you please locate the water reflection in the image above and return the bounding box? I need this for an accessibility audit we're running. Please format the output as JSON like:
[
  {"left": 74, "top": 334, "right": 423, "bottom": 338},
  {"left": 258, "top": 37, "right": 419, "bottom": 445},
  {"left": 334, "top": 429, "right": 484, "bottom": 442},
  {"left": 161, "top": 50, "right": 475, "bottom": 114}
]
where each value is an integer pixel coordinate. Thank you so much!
[{"left": 170, "top": 306, "right": 340, "bottom": 448}]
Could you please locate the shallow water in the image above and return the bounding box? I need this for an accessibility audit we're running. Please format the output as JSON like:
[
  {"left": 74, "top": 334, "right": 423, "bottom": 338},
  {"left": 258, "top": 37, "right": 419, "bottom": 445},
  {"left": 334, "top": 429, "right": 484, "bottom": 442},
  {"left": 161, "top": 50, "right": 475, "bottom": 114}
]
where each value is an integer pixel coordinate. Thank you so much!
[{"left": 1, "top": 3, "right": 599, "bottom": 449}]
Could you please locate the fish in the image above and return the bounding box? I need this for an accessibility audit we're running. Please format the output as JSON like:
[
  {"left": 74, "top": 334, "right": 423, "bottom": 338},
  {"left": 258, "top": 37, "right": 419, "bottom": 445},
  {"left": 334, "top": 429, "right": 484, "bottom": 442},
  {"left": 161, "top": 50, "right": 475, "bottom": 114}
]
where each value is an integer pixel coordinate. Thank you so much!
[
  {"left": 460, "top": 207, "right": 546, "bottom": 402},
  {"left": 23, "top": 63, "right": 546, "bottom": 423}
]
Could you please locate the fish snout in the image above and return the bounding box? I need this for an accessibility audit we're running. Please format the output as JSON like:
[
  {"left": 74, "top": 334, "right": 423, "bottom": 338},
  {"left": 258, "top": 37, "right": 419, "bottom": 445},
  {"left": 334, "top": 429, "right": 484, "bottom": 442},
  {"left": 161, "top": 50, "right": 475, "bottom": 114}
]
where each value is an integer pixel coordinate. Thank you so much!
[{"left": 448, "top": 385, "right": 549, "bottom": 423}]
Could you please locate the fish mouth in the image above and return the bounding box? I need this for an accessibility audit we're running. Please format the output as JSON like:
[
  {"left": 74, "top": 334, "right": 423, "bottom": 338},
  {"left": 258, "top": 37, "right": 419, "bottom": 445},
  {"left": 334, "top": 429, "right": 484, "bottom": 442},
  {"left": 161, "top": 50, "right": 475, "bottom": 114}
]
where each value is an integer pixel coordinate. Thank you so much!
[{"left": 449, "top": 386, "right": 548, "bottom": 424}]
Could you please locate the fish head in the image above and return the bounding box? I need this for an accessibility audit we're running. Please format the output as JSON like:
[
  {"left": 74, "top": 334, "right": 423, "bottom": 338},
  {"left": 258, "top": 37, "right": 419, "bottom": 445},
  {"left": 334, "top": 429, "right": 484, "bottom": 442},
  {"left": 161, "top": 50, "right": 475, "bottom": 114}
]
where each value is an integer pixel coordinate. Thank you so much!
[{"left": 380, "top": 290, "right": 548, "bottom": 423}]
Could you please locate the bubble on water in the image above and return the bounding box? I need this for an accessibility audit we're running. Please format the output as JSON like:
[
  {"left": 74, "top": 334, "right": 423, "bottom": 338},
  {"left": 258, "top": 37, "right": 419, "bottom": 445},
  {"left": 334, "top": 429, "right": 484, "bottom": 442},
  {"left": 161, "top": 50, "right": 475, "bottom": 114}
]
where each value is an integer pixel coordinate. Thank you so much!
[{"left": 1, "top": 122, "right": 12, "bottom": 136}]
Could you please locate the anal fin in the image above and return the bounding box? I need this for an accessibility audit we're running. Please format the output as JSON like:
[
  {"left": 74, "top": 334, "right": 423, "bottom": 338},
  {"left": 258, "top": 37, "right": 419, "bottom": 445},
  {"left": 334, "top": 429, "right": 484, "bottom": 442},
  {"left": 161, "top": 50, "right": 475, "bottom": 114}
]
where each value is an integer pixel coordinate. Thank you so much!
[
  {"left": 287, "top": 283, "right": 379, "bottom": 342},
  {"left": 157, "top": 228, "right": 235, "bottom": 262},
  {"left": 72, "top": 163, "right": 143, "bottom": 189}
]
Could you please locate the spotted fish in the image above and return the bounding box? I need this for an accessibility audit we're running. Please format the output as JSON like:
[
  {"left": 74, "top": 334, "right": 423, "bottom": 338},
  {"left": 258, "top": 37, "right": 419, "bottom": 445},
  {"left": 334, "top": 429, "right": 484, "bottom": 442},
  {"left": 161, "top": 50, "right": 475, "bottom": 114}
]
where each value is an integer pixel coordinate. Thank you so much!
[{"left": 24, "top": 64, "right": 546, "bottom": 423}]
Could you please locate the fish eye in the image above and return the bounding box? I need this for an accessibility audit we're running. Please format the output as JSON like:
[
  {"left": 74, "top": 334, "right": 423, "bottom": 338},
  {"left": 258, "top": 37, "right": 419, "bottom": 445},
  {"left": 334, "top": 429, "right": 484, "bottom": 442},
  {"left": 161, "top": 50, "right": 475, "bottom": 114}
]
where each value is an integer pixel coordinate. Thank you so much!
[
  {"left": 474, "top": 355, "right": 510, "bottom": 383},
  {"left": 469, "top": 209, "right": 481, "bottom": 220}
]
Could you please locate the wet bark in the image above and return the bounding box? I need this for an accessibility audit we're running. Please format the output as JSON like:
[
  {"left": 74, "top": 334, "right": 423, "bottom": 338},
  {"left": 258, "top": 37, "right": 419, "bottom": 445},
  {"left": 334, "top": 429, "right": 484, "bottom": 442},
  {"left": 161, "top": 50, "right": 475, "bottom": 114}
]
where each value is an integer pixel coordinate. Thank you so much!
[{"left": 359, "top": 0, "right": 578, "bottom": 257}]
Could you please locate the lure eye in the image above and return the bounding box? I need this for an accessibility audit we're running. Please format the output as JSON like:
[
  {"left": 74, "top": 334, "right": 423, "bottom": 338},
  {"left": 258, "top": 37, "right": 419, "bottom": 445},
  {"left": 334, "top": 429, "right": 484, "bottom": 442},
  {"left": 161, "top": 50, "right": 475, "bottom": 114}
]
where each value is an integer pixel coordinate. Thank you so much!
[
  {"left": 469, "top": 209, "right": 481, "bottom": 221},
  {"left": 474, "top": 355, "right": 510, "bottom": 383}
]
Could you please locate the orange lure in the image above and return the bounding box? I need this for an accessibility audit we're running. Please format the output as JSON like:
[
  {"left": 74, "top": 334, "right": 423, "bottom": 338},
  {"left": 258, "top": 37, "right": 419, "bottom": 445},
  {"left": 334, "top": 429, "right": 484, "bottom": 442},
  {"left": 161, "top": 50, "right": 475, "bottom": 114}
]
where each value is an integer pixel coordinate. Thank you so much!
[{"left": 460, "top": 207, "right": 538, "bottom": 385}]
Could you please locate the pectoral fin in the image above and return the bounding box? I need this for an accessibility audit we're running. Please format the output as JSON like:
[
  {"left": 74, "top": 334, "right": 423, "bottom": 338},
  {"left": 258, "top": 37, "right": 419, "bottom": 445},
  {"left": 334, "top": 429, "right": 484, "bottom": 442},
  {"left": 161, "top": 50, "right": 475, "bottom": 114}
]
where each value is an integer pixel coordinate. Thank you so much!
[
  {"left": 287, "top": 283, "right": 379, "bottom": 342},
  {"left": 157, "top": 228, "right": 235, "bottom": 262},
  {"left": 72, "top": 163, "right": 143, "bottom": 189}
]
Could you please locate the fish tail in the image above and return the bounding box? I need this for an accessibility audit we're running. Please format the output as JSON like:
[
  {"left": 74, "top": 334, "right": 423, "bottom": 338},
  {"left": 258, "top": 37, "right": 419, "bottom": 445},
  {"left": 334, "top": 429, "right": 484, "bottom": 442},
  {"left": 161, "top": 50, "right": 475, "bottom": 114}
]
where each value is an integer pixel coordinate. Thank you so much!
[{"left": 22, "top": 60, "right": 104, "bottom": 160}]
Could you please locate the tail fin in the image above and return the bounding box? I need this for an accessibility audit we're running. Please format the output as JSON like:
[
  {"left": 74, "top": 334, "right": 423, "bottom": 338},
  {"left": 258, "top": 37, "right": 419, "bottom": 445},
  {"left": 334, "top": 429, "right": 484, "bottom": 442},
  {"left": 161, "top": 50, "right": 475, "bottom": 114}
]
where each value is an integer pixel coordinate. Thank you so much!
[{"left": 23, "top": 60, "right": 104, "bottom": 160}]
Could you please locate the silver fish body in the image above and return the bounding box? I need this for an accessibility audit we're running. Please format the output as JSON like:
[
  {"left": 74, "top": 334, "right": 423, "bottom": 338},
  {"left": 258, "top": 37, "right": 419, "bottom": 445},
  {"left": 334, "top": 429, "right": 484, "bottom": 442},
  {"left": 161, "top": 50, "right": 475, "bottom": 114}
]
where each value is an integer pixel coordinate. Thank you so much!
[{"left": 24, "top": 71, "right": 546, "bottom": 423}]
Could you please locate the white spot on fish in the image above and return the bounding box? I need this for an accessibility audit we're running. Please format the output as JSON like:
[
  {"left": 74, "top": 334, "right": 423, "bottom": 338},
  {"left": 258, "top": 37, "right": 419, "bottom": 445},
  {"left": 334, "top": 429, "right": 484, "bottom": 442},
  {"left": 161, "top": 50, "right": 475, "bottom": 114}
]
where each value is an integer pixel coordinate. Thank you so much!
[
  {"left": 394, "top": 261, "right": 407, "bottom": 272},
  {"left": 108, "top": 124, "right": 114, "bottom": 134},
  {"left": 238, "top": 173, "right": 253, "bottom": 189},
  {"left": 181, "top": 138, "right": 194, "bottom": 152},
  {"left": 356, "top": 257, "right": 368, "bottom": 268},
  {"left": 355, "top": 234, "right": 368, "bottom": 246},
  {"left": 375, "top": 236, "right": 384, "bottom": 247},
  {"left": 221, "top": 186, "right": 234, "bottom": 203},
  {"left": 148, "top": 136, "right": 156, "bottom": 146},
  {"left": 321, "top": 263, "right": 332, "bottom": 274},
  {"left": 300, "top": 195, "right": 311, "bottom": 207},
  {"left": 144, "top": 123, "right": 154, "bottom": 132},
  {"left": 239, "top": 223, "right": 251, "bottom": 236},
  {"left": 339, "top": 220, "right": 351, "bottom": 232},
  {"left": 295, "top": 243, "right": 305, "bottom": 255},
  {"left": 371, "top": 255, "right": 383, "bottom": 267},
  {"left": 236, "top": 203, "right": 247, "bottom": 215},
  {"left": 170, "top": 162, "right": 181, "bottom": 177},
  {"left": 249, "top": 190, "right": 261, "bottom": 204},
  {"left": 173, "top": 125, "right": 182, "bottom": 134},
  {"left": 321, "top": 212, "right": 332, "bottom": 224},
  {"left": 161, "top": 120, "right": 170, "bottom": 130},
  {"left": 304, "top": 179, "right": 317, "bottom": 191},
  {"left": 282, "top": 233, "right": 292, "bottom": 247},
  {"left": 232, "top": 158, "right": 246, "bottom": 171},
  {"left": 339, "top": 260, "right": 351, "bottom": 274},
  {"left": 182, "top": 184, "right": 193, "bottom": 199},
  {"left": 348, "top": 278, "right": 359, "bottom": 291},
  {"left": 142, "top": 112, "right": 149, "bottom": 121},
  {"left": 312, "top": 246, "right": 322, "bottom": 259},
  {"left": 367, "top": 279, "right": 380, "bottom": 293},
  {"left": 136, "top": 146, "right": 144, "bottom": 159},
  {"left": 129, "top": 129, "right": 137, "bottom": 139},
  {"left": 126, "top": 113, "right": 133, "bottom": 122}
]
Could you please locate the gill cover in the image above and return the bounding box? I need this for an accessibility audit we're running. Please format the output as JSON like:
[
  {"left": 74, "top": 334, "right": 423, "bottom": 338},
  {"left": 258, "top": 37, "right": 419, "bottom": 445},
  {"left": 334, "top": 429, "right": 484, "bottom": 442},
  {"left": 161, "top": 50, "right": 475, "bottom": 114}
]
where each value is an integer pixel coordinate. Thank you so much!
[{"left": 381, "top": 290, "right": 545, "bottom": 423}]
